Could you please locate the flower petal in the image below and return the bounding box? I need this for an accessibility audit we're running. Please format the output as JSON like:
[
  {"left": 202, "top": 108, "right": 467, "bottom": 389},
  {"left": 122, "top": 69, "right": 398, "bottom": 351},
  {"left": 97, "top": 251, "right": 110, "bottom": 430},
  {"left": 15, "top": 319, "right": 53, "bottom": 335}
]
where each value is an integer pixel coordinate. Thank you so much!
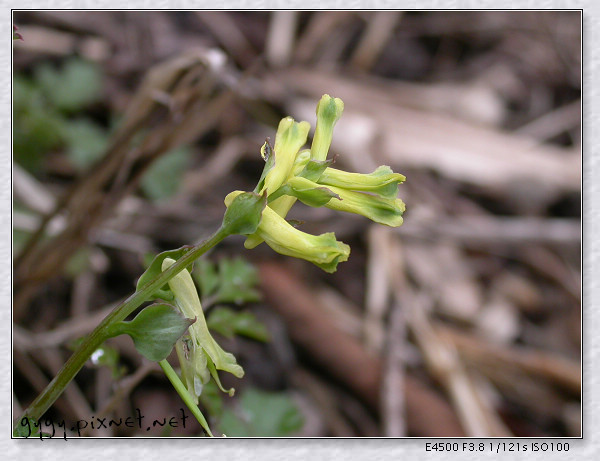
[
  {"left": 324, "top": 186, "right": 405, "bottom": 227},
  {"left": 261, "top": 117, "right": 310, "bottom": 195},
  {"left": 318, "top": 165, "right": 406, "bottom": 199},
  {"left": 163, "top": 257, "right": 244, "bottom": 396},
  {"left": 310, "top": 94, "right": 344, "bottom": 162},
  {"left": 255, "top": 205, "right": 350, "bottom": 273}
]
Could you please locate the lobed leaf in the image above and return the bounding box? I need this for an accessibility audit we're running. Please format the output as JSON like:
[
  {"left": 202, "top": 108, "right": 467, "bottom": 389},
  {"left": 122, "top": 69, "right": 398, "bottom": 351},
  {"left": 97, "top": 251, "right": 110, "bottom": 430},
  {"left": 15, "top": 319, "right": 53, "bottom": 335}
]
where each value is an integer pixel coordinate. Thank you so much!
[
  {"left": 106, "top": 303, "right": 194, "bottom": 362},
  {"left": 207, "top": 306, "right": 269, "bottom": 342}
]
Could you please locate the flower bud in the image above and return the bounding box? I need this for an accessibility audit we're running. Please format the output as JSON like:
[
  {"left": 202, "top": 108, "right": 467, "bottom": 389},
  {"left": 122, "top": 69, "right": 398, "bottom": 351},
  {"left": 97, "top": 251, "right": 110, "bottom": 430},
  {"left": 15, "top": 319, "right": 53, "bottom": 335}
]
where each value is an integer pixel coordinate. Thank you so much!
[
  {"left": 310, "top": 94, "right": 344, "bottom": 162},
  {"left": 262, "top": 117, "right": 310, "bottom": 196},
  {"left": 162, "top": 257, "right": 244, "bottom": 400}
]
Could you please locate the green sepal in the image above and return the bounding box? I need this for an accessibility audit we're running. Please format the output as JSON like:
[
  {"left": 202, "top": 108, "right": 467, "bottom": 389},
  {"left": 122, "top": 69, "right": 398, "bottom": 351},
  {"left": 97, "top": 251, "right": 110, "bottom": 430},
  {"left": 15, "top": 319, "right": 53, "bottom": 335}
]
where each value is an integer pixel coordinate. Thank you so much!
[
  {"left": 222, "top": 191, "right": 267, "bottom": 236},
  {"left": 106, "top": 303, "right": 194, "bottom": 362},
  {"left": 271, "top": 177, "right": 339, "bottom": 208},
  {"left": 298, "top": 158, "right": 333, "bottom": 182},
  {"left": 136, "top": 247, "right": 194, "bottom": 300}
]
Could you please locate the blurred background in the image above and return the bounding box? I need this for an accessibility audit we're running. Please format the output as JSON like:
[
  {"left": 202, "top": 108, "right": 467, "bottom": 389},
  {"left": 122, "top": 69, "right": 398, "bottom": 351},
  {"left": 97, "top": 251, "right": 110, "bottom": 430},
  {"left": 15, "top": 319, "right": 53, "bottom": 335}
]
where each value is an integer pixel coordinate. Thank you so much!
[{"left": 13, "top": 11, "right": 580, "bottom": 437}]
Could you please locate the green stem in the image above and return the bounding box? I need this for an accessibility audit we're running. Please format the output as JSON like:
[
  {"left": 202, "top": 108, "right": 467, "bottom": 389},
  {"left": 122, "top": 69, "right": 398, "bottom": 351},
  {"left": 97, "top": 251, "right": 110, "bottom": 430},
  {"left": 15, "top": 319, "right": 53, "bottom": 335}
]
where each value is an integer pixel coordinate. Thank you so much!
[
  {"left": 158, "top": 359, "right": 214, "bottom": 437},
  {"left": 15, "top": 226, "right": 230, "bottom": 434}
]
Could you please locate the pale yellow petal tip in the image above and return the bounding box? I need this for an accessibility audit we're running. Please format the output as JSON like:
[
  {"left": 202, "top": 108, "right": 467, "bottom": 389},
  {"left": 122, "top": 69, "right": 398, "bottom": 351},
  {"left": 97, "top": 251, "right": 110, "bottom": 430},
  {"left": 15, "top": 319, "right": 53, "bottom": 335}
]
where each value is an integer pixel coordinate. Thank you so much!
[
  {"left": 161, "top": 257, "right": 176, "bottom": 272},
  {"left": 398, "top": 198, "right": 406, "bottom": 214},
  {"left": 297, "top": 120, "right": 311, "bottom": 134},
  {"left": 244, "top": 234, "right": 263, "bottom": 249},
  {"left": 224, "top": 190, "right": 244, "bottom": 207},
  {"left": 277, "top": 116, "right": 295, "bottom": 131},
  {"left": 318, "top": 94, "right": 344, "bottom": 119}
]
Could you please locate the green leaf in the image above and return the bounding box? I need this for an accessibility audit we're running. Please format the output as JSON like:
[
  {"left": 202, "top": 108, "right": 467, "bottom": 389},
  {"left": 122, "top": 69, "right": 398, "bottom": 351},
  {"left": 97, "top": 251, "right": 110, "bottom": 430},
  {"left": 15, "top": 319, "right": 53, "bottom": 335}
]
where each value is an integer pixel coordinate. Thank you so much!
[
  {"left": 207, "top": 307, "right": 269, "bottom": 342},
  {"left": 193, "top": 259, "right": 220, "bottom": 300},
  {"left": 136, "top": 247, "right": 194, "bottom": 300},
  {"left": 13, "top": 83, "right": 67, "bottom": 172},
  {"left": 63, "top": 118, "right": 109, "bottom": 170},
  {"left": 218, "top": 409, "right": 250, "bottom": 436},
  {"left": 13, "top": 75, "right": 38, "bottom": 113},
  {"left": 214, "top": 258, "right": 261, "bottom": 305},
  {"left": 194, "top": 257, "right": 261, "bottom": 306},
  {"left": 106, "top": 304, "right": 194, "bottom": 362},
  {"left": 222, "top": 191, "right": 267, "bottom": 236},
  {"left": 140, "top": 147, "right": 190, "bottom": 201},
  {"left": 35, "top": 58, "right": 102, "bottom": 113},
  {"left": 218, "top": 388, "right": 304, "bottom": 437}
]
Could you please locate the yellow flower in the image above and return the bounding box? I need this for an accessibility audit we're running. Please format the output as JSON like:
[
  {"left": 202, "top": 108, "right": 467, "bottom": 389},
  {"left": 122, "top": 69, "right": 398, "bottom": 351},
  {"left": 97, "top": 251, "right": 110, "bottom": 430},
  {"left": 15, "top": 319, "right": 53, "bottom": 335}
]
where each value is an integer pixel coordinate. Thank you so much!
[
  {"left": 162, "top": 257, "right": 243, "bottom": 401},
  {"left": 246, "top": 119, "right": 310, "bottom": 249},
  {"left": 226, "top": 191, "right": 350, "bottom": 273},
  {"left": 279, "top": 175, "right": 405, "bottom": 227},
  {"left": 323, "top": 186, "right": 405, "bottom": 227},
  {"left": 227, "top": 94, "right": 405, "bottom": 273},
  {"left": 261, "top": 117, "right": 310, "bottom": 196}
]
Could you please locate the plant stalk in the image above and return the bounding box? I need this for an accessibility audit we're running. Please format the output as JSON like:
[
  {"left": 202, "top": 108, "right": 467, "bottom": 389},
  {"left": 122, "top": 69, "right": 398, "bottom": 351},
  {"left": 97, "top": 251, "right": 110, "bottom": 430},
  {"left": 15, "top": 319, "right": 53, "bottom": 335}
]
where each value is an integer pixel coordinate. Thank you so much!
[
  {"left": 15, "top": 226, "right": 229, "bottom": 433},
  {"left": 158, "top": 359, "right": 213, "bottom": 437}
]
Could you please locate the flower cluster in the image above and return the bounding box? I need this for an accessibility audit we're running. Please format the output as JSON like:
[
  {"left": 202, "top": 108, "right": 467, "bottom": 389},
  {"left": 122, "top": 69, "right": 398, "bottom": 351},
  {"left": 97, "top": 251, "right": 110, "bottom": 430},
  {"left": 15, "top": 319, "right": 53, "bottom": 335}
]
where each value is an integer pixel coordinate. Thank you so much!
[
  {"left": 162, "top": 95, "right": 405, "bottom": 403},
  {"left": 225, "top": 94, "right": 406, "bottom": 273}
]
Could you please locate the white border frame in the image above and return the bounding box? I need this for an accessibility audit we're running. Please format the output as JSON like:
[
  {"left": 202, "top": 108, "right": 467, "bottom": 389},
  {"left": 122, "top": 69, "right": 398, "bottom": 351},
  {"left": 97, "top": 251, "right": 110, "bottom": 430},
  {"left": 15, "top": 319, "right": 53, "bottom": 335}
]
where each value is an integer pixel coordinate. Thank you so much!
[{"left": 4, "top": 3, "right": 594, "bottom": 460}]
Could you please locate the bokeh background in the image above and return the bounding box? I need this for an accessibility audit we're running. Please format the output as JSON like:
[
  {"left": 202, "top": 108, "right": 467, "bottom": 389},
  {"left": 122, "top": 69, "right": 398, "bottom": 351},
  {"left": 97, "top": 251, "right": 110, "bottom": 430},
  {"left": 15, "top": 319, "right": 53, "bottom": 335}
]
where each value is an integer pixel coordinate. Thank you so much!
[{"left": 13, "top": 11, "right": 580, "bottom": 437}]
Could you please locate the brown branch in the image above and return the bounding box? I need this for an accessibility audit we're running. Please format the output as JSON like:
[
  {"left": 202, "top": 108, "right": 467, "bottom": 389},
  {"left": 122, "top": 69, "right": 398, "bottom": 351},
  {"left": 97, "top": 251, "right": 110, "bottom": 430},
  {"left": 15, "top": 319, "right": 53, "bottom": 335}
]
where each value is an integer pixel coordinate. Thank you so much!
[{"left": 258, "top": 261, "right": 465, "bottom": 437}]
